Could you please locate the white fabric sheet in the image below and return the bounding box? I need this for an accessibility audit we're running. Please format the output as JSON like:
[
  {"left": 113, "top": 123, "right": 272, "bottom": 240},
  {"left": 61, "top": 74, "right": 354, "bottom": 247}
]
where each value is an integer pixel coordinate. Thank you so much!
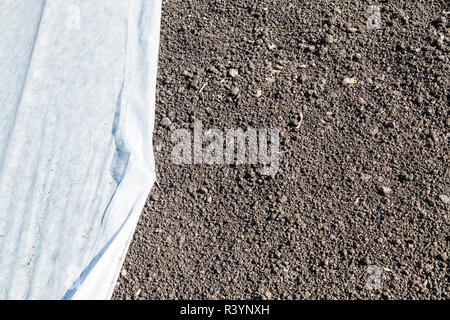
[{"left": 0, "top": 0, "right": 161, "bottom": 299}]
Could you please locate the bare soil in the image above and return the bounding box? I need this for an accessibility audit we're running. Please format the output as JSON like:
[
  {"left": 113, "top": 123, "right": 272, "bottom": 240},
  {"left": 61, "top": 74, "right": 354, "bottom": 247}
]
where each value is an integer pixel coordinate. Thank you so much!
[{"left": 113, "top": 0, "right": 449, "bottom": 299}]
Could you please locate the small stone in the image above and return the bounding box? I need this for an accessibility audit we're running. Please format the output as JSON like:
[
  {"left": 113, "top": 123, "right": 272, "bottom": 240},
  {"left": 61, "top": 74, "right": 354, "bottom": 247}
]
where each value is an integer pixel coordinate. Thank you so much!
[
  {"left": 190, "top": 79, "right": 200, "bottom": 90},
  {"left": 120, "top": 269, "right": 127, "bottom": 277},
  {"left": 343, "top": 77, "right": 357, "bottom": 86},
  {"left": 347, "top": 27, "right": 358, "bottom": 33},
  {"left": 379, "top": 186, "right": 392, "bottom": 196},
  {"left": 198, "top": 186, "right": 208, "bottom": 194},
  {"left": 207, "top": 66, "right": 219, "bottom": 74},
  {"left": 207, "top": 195, "right": 212, "bottom": 203},
  {"left": 324, "top": 34, "right": 334, "bottom": 44},
  {"left": 398, "top": 10, "right": 409, "bottom": 24},
  {"left": 431, "top": 131, "right": 438, "bottom": 142},
  {"left": 182, "top": 70, "right": 193, "bottom": 78},
  {"left": 353, "top": 53, "right": 362, "bottom": 61},
  {"left": 134, "top": 289, "right": 141, "bottom": 299},
  {"left": 161, "top": 117, "right": 172, "bottom": 127},
  {"left": 231, "top": 87, "right": 240, "bottom": 95},
  {"left": 371, "top": 127, "right": 379, "bottom": 136},
  {"left": 319, "top": 259, "right": 329, "bottom": 267},
  {"left": 396, "top": 42, "right": 406, "bottom": 52},
  {"left": 439, "top": 194, "right": 450, "bottom": 204},
  {"left": 288, "top": 119, "right": 298, "bottom": 127},
  {"left": 416, "top": 96, "right": 424, "bottom": 105},
  {"left": 255, "top": 89, "right": 262, "bottom": 98},
  {"left": 279, "top": 195, "right": 288, "bottom": 203},
  {"left": 263, "top": 290, "right": 272, "bottom": 299},
  {"left": 306, "top": 45, "right": 316, "bottom": 52},
  {"left": 358, "top": 97, "right": 366, "bottom": 104},
  {"left": 154, "top": 143, "right": 163, "bottom": 152},
  {"left": 150, "top": 193, "right": 159, "bottom": 201},
  {"left": 229, "top": 68, "right": 239, "bottom": 78}
]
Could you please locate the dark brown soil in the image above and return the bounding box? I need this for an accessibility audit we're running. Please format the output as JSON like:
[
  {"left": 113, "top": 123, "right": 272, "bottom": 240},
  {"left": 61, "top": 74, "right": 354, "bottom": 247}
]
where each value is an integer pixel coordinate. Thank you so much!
[{"left": 113, "top": 0, "right": 449, "bottom": 300}]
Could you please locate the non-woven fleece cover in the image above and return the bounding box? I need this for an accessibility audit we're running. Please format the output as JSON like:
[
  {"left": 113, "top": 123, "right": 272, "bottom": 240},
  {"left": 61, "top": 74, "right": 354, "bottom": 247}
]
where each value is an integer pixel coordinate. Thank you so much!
[{"left": 0, "top": 0, "right": 161, "bottom": 299}]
